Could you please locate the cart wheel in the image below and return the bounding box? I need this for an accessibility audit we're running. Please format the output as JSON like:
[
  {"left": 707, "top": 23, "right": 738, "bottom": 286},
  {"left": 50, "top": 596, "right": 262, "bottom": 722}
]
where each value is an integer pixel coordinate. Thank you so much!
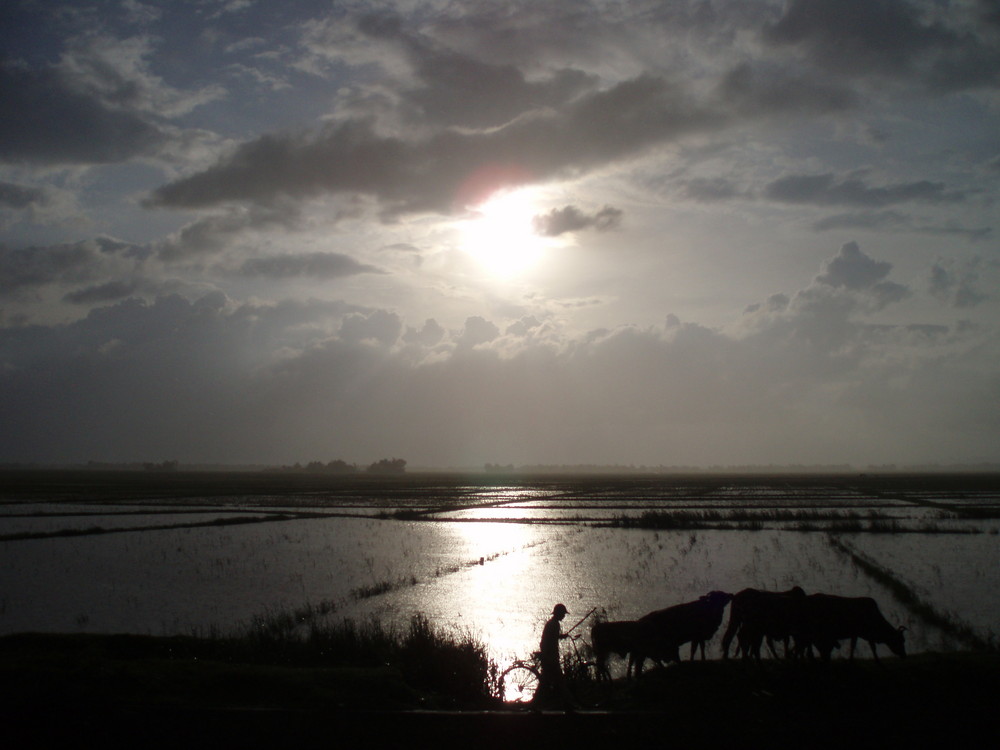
[{"left": 500, "top": 664, "right": 541, "bottom": 704}]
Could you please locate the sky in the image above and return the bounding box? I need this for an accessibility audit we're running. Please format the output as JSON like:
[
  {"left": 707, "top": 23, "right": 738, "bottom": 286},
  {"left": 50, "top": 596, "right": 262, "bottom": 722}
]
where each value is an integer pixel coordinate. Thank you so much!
[{"left": 1, "top": 0, "right": 999, "bottom": 469}]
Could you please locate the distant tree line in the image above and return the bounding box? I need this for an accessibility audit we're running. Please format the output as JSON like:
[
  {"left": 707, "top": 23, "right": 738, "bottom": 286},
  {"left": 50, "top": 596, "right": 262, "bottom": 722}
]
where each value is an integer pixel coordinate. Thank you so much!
[
  {"left": 482, "top": 463, "right": 863, "bottom": 475},
  {"left": 367, "top": 458, "right": 407, "bottom": 474},
  {"left": 279, "top": 458, "right": 407, "bottom": 474},
  {"left": 279, "top": 459, "right": 358, "bottom": 474}
]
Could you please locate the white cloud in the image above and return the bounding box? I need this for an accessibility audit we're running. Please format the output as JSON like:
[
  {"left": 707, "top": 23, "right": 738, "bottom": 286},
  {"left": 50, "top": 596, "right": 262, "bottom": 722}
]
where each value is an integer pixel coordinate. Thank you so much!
[{"left": 1, "top": 240, "right": 996, "bottom": 466}]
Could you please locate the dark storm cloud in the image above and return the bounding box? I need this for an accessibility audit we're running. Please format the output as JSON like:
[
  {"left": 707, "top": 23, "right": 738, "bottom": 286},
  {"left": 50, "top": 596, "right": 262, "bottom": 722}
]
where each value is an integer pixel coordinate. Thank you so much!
[
  {"left": 764, "top": 0, "right": 947, "bottom": 75},
  {"left": 354, "top": 11, "right": 598, "bottom": 129},
  {"left": 0, "top": 236, "right": 149, "bottom": 298},
  {"left": 717, "top": 63, "right": 859, "bottom": 115},
  {"left": 744, "top": 293, "right": 791, "bottom": 316},
  {"left": 147, "top": 118, "right": 410, "bottom": 210},
  {"left": 0, "top": 181, "right": 47, "bottom": 209},
  {"left": 407, "top": 57, "right": 595, "bottom": 129},
  {"left": 868, "top": 281, "right": 911, "bottom": 309},
  {"left": 815, "top": 241, "right": 892, "bottom": 290},
  {"left": 62, "top": 280, "right": 140, "bottom": 305},
  {"left": 813, "top": 211, "right": 992, "bottom": 241},
  {"left": 929, "top": 264, "right": 954, "bottom": 302},
  {"left": 339, "top": 309, "right": 402, "bottom": 346},
  {"left": 151, "top": 15, "right": 935, "bottom": 222},
  {"left": 812, "top": 210, "right": 911, "bottom": 232},
  {"left": 763, "top": 0, "right": 1000, "bottom": 92},
  {"left": 402, "top": 318, "right": 445, "bottom": 347},
  {"left": 812, "top": 241, "right": 911, "bottom": 311},
  {"left": 532, "top": 205, "right": 622, "bottom": 237},
  {"left": 0, "top": 59, "right": 166, "bottom": 165},
  {"left": 237, "top": 252, "right": 384, "bottom": 279},
  {"left": 979, "top": 0, "right": 1000, "bottom": 28},
  {"left": 1, "top": 240, "right": 101, "bottom": 292},
  {"left": 678, "top": 177, "right": 742, "bottom": 202},
  {"left": 148, "top": 74, "right": 728, "bottom": 215},
  {"left": 158, "top": 204, "right": 302, "bottom": 261},
  {"left": 764, "top": 173, "right": 966, "bottom": 207},
  {"left": 458, "top": 315, "right": 499, "bottom": 347},
  {"left": 680, "top": 171, "right": 975, "bottom": 220},
  {"left": 929, "top": 261, "right": 988, "bottom": 309},
  {"left": 411, "top": 0, "right": 776, "bottom": 82}
]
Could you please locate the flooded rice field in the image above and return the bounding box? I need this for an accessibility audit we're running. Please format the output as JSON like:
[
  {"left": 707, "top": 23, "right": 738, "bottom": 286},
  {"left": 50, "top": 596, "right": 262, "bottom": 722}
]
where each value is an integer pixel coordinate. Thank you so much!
[{"left": 1, "top": 471, "right": 998, "bottom": 670}]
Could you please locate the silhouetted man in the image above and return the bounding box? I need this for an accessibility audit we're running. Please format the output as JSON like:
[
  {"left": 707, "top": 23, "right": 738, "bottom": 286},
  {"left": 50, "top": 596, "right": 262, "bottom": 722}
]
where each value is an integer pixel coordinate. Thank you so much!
[{"left": 536, "top": 603, "right": 578, "bottom": 710}]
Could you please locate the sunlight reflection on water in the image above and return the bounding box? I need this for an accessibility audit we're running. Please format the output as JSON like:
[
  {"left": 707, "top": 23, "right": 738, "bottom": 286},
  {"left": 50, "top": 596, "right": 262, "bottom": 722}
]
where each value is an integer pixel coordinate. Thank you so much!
[
  {"left": 2, "top": 501, "right": 996, "bottom": 666},
  {"left": 339, "top": 522, "right": 975, "bottom": 669}
]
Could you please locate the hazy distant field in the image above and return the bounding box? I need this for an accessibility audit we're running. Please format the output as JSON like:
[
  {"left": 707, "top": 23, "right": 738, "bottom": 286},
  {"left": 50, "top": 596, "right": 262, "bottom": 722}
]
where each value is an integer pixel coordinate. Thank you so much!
[{"left": 2, "top": 470, "right": 998, "bottom": 671}]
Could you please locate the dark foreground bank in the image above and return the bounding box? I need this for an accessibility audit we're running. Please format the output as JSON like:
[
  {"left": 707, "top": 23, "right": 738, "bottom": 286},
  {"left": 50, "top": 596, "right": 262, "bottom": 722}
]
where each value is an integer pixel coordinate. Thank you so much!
[
  {"left": 19, "top": 703, "right": 999, "bottom": 749},
  {"left": 2, "top": 633, "right": 1000, "bottom": 748}
]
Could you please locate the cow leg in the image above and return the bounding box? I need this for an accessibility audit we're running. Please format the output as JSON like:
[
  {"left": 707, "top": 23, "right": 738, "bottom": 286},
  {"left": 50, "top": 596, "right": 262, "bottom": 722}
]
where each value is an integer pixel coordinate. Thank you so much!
[
  {"left": 869, "top": 641, "right": 881, "bottom": 663},
  {"left": 818, "top": 639, "right": 837, "bottom": 661},
  {"left": 792, "top": 637, "right": 808, "bottom": 660},
  {"left": 765, "top": 636, "right": 780, "bottom": 660},
  {"left": 720, "top": 616, "right": 740, "bottom": 659},
  {"left": 735, "top": 629, "right": 747, "bottom": 659},
  {"left": 849, "top": 636, "right": 858, "bottom": 660},
  {"left": 595, "top": 656, "right": 610, "bottom": 682}
]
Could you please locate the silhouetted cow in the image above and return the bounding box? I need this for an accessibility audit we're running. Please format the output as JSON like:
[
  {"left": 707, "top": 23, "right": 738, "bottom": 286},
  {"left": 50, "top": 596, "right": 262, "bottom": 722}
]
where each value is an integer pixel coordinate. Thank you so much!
[
  {"left": 590, "top": 620, "right": 642, "bottom": 680},
  {"left": 795, "top": 593, "right": 906, "bottom": 662},
  {"left": 632, "top": 590, "right": 733, "bottom": 674},
  {"left": 721, "top": 586, "right": 806, "bottom": 660}
]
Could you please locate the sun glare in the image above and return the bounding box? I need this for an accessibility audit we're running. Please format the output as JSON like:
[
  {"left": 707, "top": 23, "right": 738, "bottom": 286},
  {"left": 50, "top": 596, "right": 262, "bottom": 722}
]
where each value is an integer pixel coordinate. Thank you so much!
[{"left": 459, "top": 189, "right": 549, "bottom": 277}]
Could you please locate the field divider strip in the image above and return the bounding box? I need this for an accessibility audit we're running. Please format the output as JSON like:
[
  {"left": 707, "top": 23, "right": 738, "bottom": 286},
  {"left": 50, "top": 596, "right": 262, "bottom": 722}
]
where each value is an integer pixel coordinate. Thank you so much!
[
  {"left": 0, "top": 511, "right": 366, "bottom": 542},
  {"left": 827, "top": 535, "right": 996, "bottom": 651},
  {"left": 860, "top": 487, "right": 1000, "bottom": 519}
]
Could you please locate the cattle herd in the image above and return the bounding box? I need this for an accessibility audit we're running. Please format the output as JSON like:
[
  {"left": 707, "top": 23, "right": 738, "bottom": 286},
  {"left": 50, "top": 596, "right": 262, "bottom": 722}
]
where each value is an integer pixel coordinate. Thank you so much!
[{"left": 590, "top": 588, "right": 907, "bottom": 678}]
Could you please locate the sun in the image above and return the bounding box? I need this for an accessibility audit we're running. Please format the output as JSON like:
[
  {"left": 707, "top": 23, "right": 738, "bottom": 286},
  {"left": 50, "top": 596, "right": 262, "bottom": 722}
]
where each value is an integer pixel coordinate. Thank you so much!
[{"left": 459, "top": 189, "right": 550, "bottom": 277}]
